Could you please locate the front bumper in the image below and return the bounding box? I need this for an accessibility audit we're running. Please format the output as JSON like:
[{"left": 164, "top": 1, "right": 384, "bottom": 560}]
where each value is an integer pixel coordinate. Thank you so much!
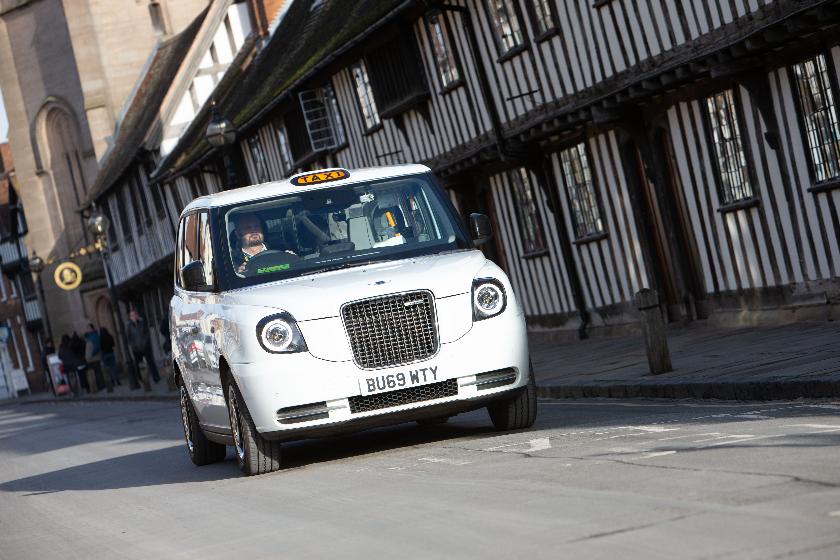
[{"left": 230, "top": 306, "right": 529, "bottom": 435}]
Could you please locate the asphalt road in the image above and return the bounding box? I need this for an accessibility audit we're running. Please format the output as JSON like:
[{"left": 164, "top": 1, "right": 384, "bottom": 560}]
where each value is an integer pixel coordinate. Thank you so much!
[{"left": 1, "top": 398, "right": 839, "bottom": 559}]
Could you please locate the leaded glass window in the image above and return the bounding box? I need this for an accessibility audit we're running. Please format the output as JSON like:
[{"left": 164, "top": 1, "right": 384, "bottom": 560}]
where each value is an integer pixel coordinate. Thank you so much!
[
  {"left": 247, "top": 135, "right": 270, "bottom": 183},
  {"left": 706, "top": 89, "right": 753, "bottom": 204},
  {"left": 275, "top": 120, "right": 294, "bottom": 174},
  {"left": 509, "top": 168, "right": 546, "bottom": 253},
  {"left": 792, "top": 54, "right": 840, "bottom": 184},
  {"left": 559, "top": 143, "right": 604, "bottom": 239},
  {"left": 531, "top": 0, "right": 556, "bottom": 35},
  {"left": 490, "top": 0, "right": 524, "bottom": 54},
  {"left": 428, "top": 13, "right": 460, "bottom": 88},
  {"left": 351, "top": 60, "right": 380, "bottom": 131}
]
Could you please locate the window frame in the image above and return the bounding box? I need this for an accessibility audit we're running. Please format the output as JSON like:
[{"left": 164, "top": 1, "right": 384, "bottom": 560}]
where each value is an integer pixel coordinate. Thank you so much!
[
  {"left": 788, "top": 51, "right": 840, "bottom": 192},
  {"left": 350, "top": 59, "right": 382, "bottom": 133},
  {"left": 274, "top": 118, "right": 295, "bottom": 175},
  {"left": 526, "top": 0, "right": 559, "bottom": 41},
  {"left": 557, "top": 142, "right": 606, "bottom": 241},
  {"left": 247, "top": 134, "right": 271, "bottom": 183},
  {"left": 487, "top": 0, "right": 529, "bottom": 61},
  {"left": 425, "top": 11, "right": 463, "bottom": 93},
  {"left": 508, "top": 167, "right": 548, "bottom": 256},
  {"left": 702, "top": 87, "right": 758, "bottom": 208}
]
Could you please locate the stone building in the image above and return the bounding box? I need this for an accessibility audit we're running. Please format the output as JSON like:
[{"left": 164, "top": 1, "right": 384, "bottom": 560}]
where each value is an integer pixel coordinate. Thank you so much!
[{"left": 0, "top": 0, "right": 209, "bottom": 353}]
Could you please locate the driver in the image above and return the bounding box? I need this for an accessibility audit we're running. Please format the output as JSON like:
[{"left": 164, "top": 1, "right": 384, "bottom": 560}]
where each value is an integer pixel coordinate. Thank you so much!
[{"left": 233, "top": 213, "right": 298, "bottom": 275}]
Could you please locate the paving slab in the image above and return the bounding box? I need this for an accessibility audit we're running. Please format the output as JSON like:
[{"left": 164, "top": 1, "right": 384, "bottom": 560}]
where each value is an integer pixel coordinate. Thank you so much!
[{"left": 531, "top": 321, "right": 840, "bottom": 401}]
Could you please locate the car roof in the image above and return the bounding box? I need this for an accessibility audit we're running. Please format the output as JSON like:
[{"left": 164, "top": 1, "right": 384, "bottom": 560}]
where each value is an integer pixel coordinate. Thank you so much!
[{"left": 180, "top": 164, "right": 432, "bottom": 216}]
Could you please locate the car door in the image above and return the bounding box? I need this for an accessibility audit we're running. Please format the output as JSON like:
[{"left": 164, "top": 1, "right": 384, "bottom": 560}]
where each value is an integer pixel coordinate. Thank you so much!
[
  {"left": 192, "top": 210, "right": 229, "bottom": 430},
  {"left": 173, "top": 212, "right": 208, "bottom": 419}
]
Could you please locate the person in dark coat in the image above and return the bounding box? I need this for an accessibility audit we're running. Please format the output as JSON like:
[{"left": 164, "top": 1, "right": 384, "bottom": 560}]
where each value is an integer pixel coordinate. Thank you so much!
[
  {"left": 70, "top": 332, "right": 89, "bottom": 392},
  {"left": 126, "top": 310, "right": 161, "bottom": 384},
  {"left": 99, "top": 326, "right": 121, "bottom": 386},
  {"left": 58, "top": 335, "right": 79, "bottom": 394}
]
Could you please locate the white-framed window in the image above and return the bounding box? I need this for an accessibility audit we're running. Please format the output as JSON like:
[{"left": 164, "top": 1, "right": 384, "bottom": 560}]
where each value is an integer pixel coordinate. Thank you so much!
[
  {"left": 490, "top": 0, "right": 524, "bottom": 54},
  {"left": 559, "top": 143, "right": 604, "bottom": 239},
  {"left": 428, "top": 12, "right": 460, "bottom": 89},
  {"left": 351, "top": 60, "right": 380, "bottom": 131},
  {"left": 705, "top": 89, "right": 753, "bottom": 204},
  {"left": 791, "top": 54, "right": 840, "bottom": 184},
  {"left": 299, "top": 82, "right": 346, "bottom": 151}
]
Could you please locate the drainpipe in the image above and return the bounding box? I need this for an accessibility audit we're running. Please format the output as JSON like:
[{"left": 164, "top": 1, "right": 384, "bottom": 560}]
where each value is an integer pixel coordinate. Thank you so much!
[{"left": 432, "top": 2, "right": 590, "bottom": 338}]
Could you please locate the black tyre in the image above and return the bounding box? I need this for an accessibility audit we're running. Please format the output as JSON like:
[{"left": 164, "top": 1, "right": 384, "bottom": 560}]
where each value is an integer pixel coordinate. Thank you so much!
[
  {"left": 487, "top": 365, "right": 538, "bottom": 431},
  {"left": 227, "top": 381, "right": 282, "bottom": 476},
  {"left": 179, "top": 383, "right": 226, "bottom": 466}
]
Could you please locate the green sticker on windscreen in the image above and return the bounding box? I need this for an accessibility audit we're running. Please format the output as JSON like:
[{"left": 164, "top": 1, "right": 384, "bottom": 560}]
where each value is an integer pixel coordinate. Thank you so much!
[{"left": 257, "top": 264, "right": 290, "bottom": 274}]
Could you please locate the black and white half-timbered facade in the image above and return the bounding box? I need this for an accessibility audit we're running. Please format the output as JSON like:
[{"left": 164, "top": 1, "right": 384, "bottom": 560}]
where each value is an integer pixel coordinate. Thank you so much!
[{"left": 88, "top": 0, "right": 840, "bottom": 340}]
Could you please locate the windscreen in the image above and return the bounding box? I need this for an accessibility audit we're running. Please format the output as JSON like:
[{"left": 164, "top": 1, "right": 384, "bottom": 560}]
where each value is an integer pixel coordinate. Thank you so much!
[{"left": 217, "top": 173, "right": 470, "bottom": 289}]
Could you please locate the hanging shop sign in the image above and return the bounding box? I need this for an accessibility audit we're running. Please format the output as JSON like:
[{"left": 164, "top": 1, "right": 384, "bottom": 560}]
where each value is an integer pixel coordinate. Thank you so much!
[{"left": 54, "top": 262, "right": 83, "bottom": 291}]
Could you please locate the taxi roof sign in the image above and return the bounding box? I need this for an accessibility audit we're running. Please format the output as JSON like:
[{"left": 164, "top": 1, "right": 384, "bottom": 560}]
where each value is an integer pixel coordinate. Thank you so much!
[{"left": 290, "top": 169, "right": 349, "bottom": 186}]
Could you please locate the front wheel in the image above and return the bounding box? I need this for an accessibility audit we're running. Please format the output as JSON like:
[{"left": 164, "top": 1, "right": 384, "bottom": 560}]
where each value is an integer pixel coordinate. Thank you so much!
[
  {"left": 487, "top": 365, "right": 538, "bottom": 431},
  {"left": 227, "top": 382, "right": 282, "bottom": 476},
  {"left": 180, "top": 383, "right": 226, "bottom": 466}
]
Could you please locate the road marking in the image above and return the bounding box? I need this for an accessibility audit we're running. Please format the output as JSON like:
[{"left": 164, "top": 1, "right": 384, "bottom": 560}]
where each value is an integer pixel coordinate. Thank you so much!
[
  {"left": 618, "top": 425, "right": 680, "bottom": 433},
  {"left": 786, "top": 424, "right": 840, "bottom": 430},
  {"left": 418, "top": 457, "right": 471, "bottom": 466},
  {"left": 639, "top": 451, "right": 677, "bottom": 459},
  {"left": 828, "top": 510, "right": 840, "bottom": 517},
  {"left": 484, "top": 437, "right": 552, "bottom": 454},
  {"left": 692, "top": 434, "right": 753, "bottom": 443},
  {"left": 658, "top": 432, "right": 721, "bottom": 441}
]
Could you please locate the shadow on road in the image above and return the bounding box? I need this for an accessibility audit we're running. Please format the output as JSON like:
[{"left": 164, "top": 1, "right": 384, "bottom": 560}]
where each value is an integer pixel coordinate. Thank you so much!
[
  {"left": 0, "top": 445, "right": 239, "bottom": 494},
  {"left": 3, "top": 400, "right": 839, "bottom": 493}
]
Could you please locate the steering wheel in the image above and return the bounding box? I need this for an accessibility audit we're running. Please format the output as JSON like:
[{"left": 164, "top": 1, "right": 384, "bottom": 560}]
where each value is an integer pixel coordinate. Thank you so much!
[{"left": 242, "top": 250, "right": 302, "bottom": 276}]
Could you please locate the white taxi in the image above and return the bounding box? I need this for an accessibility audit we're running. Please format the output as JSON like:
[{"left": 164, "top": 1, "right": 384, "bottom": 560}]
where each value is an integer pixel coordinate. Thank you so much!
[{"left": 171, "top": 165, "right": 536, "bottom": 475}]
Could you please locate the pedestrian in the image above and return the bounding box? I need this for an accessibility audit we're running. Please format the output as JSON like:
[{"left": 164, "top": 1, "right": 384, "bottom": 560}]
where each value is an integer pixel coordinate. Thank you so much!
[
  {"left": 83, "top": 323, "right": 104, "bottom": 393},
  {"left": 58, "top": 335, "right": 79, "bottom": 394},
  {"left": 126, "top": 309, "right": 161, "bottom": 384},
  {"left": 70, "top": 331, "right": 89, "bottom": 392},
  {"left": 99, "top": 326, "right": 121, "bottom": 386}
]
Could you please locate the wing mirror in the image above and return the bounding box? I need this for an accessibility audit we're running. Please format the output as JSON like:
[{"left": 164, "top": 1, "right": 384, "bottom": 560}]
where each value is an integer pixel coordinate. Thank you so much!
[
  {"left": 470, "top": 213, "right": 492, "bottom": 247},
  {"left": 181, "top": 261, "right": 207, "bottom": 291}
]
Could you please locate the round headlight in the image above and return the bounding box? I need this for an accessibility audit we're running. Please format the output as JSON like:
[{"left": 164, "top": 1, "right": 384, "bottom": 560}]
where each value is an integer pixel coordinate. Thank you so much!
[
  {"left": 260, "top": 318, "right": 294, "bottom": 352},
  {"left": 473, "top": 281, "right": 506, "bottom": 320}
]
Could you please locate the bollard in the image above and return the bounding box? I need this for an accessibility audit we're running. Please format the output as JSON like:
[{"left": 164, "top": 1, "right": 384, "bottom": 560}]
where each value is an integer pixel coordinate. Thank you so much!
[{"left": 634, "top": 288, "right": 672, "bottom": 375}]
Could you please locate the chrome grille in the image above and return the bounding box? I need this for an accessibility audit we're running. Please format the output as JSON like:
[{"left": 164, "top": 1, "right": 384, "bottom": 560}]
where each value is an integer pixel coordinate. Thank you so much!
[
  {"left": 349, "top": 379, "right": 458, "bottom": 414},
  {"left": 342, "top": 291, "right": 438, "bottom": 369}
]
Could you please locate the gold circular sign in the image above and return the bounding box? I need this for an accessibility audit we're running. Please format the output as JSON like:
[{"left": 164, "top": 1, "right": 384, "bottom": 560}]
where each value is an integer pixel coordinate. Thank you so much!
[{"left": 54, "top": 262, "right": 83, "bottom": 291}]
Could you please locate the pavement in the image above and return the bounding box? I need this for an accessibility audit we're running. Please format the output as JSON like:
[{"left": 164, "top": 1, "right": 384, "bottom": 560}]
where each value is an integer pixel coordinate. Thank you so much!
[
  {"left": 2, "top": 398, "right": 840, "bottom": 558},
  {"left": 6, "top": 320, "right": 839, "bottom": 405},
  {"left": 532, "top": 320, "right": 840, "bottom": 401}
]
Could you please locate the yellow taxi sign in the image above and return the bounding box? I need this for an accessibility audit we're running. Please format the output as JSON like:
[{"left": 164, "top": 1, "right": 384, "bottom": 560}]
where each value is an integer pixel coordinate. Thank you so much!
[{"left": 290, "top": 169, "right": 349, "bottom": 186}]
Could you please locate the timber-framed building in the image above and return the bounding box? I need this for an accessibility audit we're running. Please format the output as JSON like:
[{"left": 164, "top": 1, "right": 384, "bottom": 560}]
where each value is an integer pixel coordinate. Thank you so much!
[{"left": 88, "top": 0, "right": 840, "bottom": 347}]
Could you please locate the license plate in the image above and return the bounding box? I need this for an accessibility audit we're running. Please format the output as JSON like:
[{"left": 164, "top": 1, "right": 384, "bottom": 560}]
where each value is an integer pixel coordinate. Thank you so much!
[{"left": 359, "top": 365, "right": 440, "bottom": 396}]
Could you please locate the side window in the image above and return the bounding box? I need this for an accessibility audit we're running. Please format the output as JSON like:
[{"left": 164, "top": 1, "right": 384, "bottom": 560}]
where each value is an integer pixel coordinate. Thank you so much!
[
  {"left": 178, "top": 212, "right": 199, "bottom": 288},
  {"left": 198, "top": 211, "right": 215, "bottom": 288},
  {"left": 175, "top": 217, "right": 186, "bottom": 287}
]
